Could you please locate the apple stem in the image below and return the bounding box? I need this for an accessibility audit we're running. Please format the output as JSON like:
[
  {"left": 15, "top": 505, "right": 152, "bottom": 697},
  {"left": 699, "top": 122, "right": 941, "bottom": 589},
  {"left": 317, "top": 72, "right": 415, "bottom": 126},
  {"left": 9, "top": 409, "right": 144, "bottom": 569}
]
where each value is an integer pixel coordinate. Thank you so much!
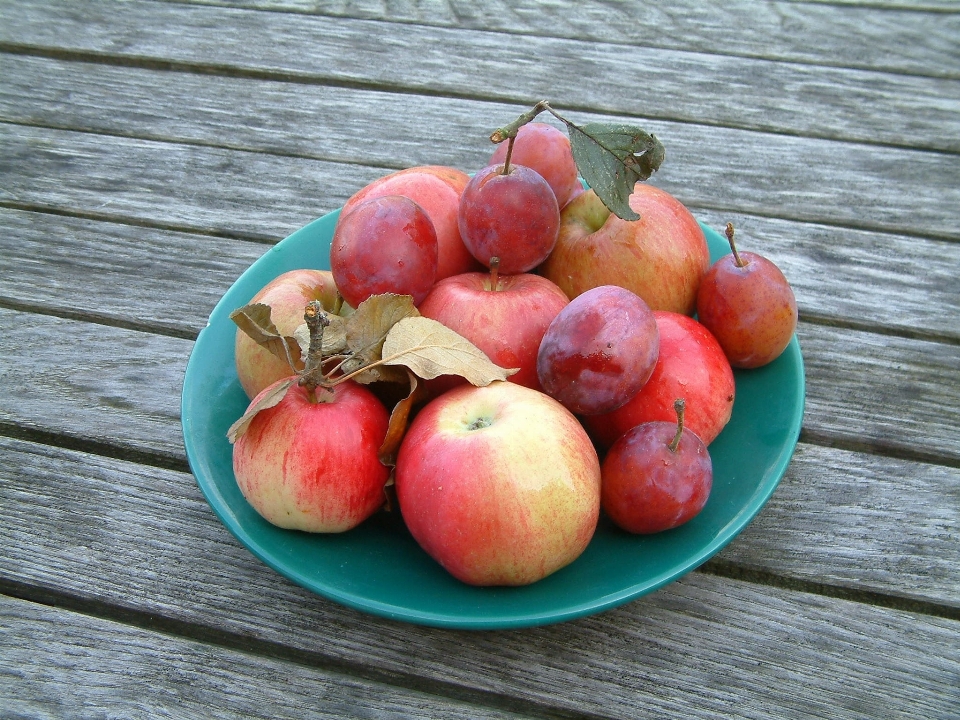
[
  {"left": 489, "top": 256, "right": 501, "bottom": 290},
  {"left": 726, "top": 222, "right": 746, "bottom": 268},
  {"left": 668, "top": 398, "right": 686, "bottom": 453}
]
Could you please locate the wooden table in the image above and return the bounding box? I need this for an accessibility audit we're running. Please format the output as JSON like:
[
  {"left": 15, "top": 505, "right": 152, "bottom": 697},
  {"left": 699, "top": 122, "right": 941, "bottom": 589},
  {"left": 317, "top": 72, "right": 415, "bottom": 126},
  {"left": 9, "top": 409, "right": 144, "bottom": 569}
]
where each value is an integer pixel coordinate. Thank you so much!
[{"left": 2, "top": 1, "right": 958, "bottom": 717}]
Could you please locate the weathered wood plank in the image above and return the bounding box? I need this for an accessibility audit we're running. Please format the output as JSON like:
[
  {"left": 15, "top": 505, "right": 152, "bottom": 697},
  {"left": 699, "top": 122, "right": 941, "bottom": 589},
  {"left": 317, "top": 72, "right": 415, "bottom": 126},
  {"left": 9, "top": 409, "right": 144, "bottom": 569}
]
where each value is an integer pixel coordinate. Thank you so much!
[
  {"left": 4, "top": 199, "right": 960, "bottom": 345},
  {"left": 0, "top": 122, "right": 387, "bottom": 242},
  {"left": 165, "top": 0, "right": 960, "bottom": 78},
  {"left": 717, "top": 442, "right": 960, "bottom": 607},
  {"left": 2, "top": 0, "right": 958, "bottom": 151},
  {"left": 1, "top": 436, "right": 957, "bottom": 719},
  {"left": 0, "top": 308, "right": 190, "bottom": 460},
  {"left": 0, "top": 595, "right": 531, "bottom": 720},
  {"left": 801, "top": 324, "right": 960, "bottom": 465},
  {"left": 0, "top": 209, "right": 265, "bottom": 337},
  {"left": 1, "top": 308, "right": 958, "bottom": 604},
  {"left": 4, "top": 52, "right": 960, "bottom": 243},
  {"left": 3, "top": 121, "right": 959, "bottom": 248}
]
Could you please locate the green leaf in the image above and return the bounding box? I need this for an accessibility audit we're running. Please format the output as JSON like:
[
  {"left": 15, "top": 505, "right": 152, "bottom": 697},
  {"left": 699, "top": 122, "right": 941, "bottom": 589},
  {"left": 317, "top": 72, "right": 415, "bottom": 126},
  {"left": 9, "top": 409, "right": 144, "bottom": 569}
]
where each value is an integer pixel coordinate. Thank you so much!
[{"left": 566, "top": 123, "right": 665, "bottom": 221}]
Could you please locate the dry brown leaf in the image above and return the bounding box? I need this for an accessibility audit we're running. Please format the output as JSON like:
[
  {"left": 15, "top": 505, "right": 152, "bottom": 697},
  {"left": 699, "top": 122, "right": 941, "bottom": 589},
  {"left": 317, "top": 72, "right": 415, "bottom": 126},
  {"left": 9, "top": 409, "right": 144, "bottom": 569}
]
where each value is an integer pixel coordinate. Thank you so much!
[
  {"left": 345, "top": 294, "right": 420, "bottom": 364},
  {"left": 226, "top": 377, "right": 295, "bottom": 443},
  {"left": 378, "top": 371, "right": 426, "bottom": 468},
  {"left": 230, "top": 303, "right": 302, "bottom": 371},
  {"left": 381, "top": 317, "right": 518, "bottom": 386}
]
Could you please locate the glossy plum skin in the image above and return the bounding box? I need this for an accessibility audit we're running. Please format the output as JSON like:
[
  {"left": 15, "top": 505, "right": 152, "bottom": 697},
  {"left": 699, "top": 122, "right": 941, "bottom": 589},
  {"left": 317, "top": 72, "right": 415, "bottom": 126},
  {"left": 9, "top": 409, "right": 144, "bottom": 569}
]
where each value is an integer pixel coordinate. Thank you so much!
[
  {"left": 330, "top": 194, "right": 438, "bottom": 307},
  {"left": 601, "top": 420, "right": 713, "bottom": 534},
  {"left": 458, "top": 164, "right": 560, "bottom": 274},
  {"left": 341, "top": 165, "right": 481, "bottom": 281},
  {"left": 488, "top": 123, "right": 582, "bottom": 209},
  {"left": 418, "top": 271, "right": 569, "bottom": 392},
  {"left": 233, "top": 379, "right": 390, "bottom": 533},
  {"left": 537, "top": 285, "right": 659, "bottom": 416},
  {"left": 585, "top": 311, "right": 735, "bottom": 448},
  {"left": 696, "top": 251, "right": 798, "bottom": 369}
]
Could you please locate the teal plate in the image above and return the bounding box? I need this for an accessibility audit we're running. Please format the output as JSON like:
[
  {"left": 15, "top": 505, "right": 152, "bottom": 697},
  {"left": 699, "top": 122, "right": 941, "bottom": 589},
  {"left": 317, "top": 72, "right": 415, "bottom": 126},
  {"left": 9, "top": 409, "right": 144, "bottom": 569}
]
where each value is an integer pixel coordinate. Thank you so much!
[{"left": 182, "top": 211, "right": 805, "bottom": 630}]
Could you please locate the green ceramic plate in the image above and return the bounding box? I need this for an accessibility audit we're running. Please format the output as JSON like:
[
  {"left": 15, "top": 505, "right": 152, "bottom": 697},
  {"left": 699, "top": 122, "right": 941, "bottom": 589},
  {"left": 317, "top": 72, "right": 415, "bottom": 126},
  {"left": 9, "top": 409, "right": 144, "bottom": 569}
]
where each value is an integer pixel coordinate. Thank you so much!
[{"left": 182, "top": 211, "right": 805, "bottom": 630}]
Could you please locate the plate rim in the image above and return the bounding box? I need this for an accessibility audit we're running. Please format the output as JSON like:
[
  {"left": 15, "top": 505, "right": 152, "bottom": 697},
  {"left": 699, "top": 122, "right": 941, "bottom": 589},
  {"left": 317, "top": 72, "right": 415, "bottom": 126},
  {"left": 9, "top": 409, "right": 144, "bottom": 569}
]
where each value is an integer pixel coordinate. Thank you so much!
[{"left": 181, "top": 211, "right": 805, "bottom": 630}]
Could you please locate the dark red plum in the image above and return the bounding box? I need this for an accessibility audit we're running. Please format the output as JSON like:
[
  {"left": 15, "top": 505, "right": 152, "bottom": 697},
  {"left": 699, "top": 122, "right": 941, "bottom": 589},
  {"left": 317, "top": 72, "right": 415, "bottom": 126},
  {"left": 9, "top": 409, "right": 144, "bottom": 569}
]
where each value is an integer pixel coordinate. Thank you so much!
[
  {"left": 601, "top": 399, "right": 713, "bottom": 534},
  {"left": 585, "top": 311, "right": 735, "bottom": 449},
  {"left": 536, "top": 285, "right": 659, "bottom": 415},
  {"left": 458, "top": 163, "right": 559, "bottom": 274},
  {"left": 696, "top": 223, "right": 798, "bottom": 368},
  {"left": 488, "top": 122, "right": 582, "bottom": 209},
  {"left": 330, "top": 194, "right": 438, "bottom": 307}
]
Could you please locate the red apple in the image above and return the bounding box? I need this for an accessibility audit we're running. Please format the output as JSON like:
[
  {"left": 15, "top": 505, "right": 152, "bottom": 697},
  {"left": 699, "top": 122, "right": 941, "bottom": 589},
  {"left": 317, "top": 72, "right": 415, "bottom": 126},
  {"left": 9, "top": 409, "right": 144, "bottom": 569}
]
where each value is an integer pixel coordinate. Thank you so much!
[
  {"left": 417, "top": 266, "right": 569, "bottom": 392},
  {"left": 395, "top": 381, "right": 601, "bottom": 587},
  {"left": 540, "top": 184, "right": 710, "bottom": 315},
  {"left": 233, "top": 379, "right": 390, "bottom": 533},
  {"left": 488, "top": 122, "right": 582, "bottom": 209},
  {"left": 341, "top": 165, "right": 482, "bottom": 281},
  {"left": 235, "top": 269, "right": 341, "bottom": 400},
  {"left": 585, "top": 311, "right": 735, "bottom": 449}
]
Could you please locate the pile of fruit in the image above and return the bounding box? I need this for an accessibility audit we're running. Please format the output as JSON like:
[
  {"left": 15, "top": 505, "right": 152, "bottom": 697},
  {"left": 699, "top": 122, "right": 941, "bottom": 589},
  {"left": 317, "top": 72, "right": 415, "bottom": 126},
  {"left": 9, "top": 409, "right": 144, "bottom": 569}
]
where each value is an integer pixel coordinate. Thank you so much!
[{"left": 227, "top": 103, "right": 798, "bottom": 587}]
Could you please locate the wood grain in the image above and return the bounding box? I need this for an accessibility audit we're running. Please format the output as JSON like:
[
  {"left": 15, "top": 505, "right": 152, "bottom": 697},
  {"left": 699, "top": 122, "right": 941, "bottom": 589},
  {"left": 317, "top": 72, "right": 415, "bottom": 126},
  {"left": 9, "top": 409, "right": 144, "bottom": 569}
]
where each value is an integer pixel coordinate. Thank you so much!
[
  {"left": 3, "top": 52, "right": 960, "bottom": 243},
  {"left": 2, "top": 0, "right": 959, "bottom": 152},
  {"left": 163, "top": 0, "right": 960, "bottom": 78},
  {"left": 1, "top": 306, "right": 957, "bottom": 603},
  {"left": 0, "top": 308, "right": 191, "bottom": 460},
  {"left": 3, "top": 203, "right": 960, "bottom": 344},
  {"left": 717, "top": 442, "right": 960, "bottom": 608},
  {"left": 4, "top": 119, "right": 959, "bottom": 251},
  {"left": 0, "top": 596, "right": 534, "bottom": 720},
  {"left": 1, "top": 436, "right": 957, "bottom": 720}
]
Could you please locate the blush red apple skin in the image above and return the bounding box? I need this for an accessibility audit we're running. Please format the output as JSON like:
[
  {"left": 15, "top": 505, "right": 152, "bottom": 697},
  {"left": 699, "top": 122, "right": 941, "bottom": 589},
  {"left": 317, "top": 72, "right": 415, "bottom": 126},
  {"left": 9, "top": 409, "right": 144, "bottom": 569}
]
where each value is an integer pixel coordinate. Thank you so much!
[
  {"left": 330, "top": 194, "right": 438, "bottom": 307},
  {"left": 601, "top": 420, "right": 713, "bottom": 534},
  {"left": 458, "top": 164, "right": 560, "bottom": 275},
  {"left": 537, "top": 285, "right": 659, "bottom": 416},
  {"left": 233, "top": 379, "right": 390, "bottom": 533},
  {"left": 541, "top": 185, "right": 710, "bottom": 315},
  {"left": 417, "top": 271, "right": 569, "bottom": 392},
  {"left": 585, "top": 311, "right": 735, "bottom": 449},
  {"left": 696, "top": 250, "right": 798, "bottom": 369},
  {"left": 235, "top": 269, "right": 341, "bottom": 400},
  {"left": 488, "top": 122, "right": 582, "bottom": 209},
  {"left": 394, "top": 381, "right": 601, "bottom": 587},
  {"left": 341, "top": 165, "right": 481, "bottom": 281}
]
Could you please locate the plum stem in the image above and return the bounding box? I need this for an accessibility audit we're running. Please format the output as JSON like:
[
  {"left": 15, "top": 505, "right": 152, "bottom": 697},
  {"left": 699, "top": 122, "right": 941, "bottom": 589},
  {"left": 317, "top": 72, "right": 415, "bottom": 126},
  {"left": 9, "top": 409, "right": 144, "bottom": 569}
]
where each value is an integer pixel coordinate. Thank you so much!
[
  {"left": 489, "top": 99, "right": 550, "bottom": 144},
  {"left": 668, "top": 398, "right": 686, "bottom": 453},
  {"left": 502, "top": 136, "right": 516, "bottom": 175},
  {"left": 489, "top": 256, "right": 501, "bottom": 291},
  {"left": 726, "top": 222, "right": 746, "bottom": 268}
]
